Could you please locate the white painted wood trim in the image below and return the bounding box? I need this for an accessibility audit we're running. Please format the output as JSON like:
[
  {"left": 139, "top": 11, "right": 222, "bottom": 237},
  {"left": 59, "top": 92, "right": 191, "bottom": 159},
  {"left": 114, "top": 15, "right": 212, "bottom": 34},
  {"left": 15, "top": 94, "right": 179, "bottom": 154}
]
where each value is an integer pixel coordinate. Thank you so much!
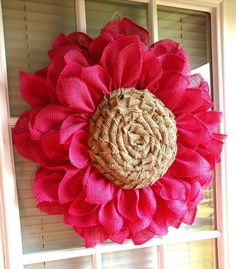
[
  {"left": 22, "top": 230, "right": 220, "bottom": 265},
  {"left": 92, "top": 247, "right": 102, "bottom": 269},
  {"left": 75, "top": 0, "right": 87, "bottom": 32},
  {"left": 209, "top": 3, "right": 228, "bottom": 269},
  {"left": 149, "top": 0, "right": 158, "bottom": 42},
  {"left": 8, "top": 117, "right": 18, "bottom": 128},
  {"left": 0, "top": 195, "right": 6, "bottom": 269},
  {"left": 156, "top": 0, "right": 223, "bottom": 10},
  {"left": 0, "top": 2, "right": 24, "bottom": 269},
  {"left": 158, "top": 243, "right": 167, "bottom": 269}
]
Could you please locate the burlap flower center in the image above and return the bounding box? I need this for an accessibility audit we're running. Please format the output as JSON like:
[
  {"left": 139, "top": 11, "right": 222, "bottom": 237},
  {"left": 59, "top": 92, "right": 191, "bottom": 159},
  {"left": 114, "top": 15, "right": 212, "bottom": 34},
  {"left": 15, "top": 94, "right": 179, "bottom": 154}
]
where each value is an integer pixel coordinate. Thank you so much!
[{"left": 88, "top": 88, "right": 177, "bottom": 189}]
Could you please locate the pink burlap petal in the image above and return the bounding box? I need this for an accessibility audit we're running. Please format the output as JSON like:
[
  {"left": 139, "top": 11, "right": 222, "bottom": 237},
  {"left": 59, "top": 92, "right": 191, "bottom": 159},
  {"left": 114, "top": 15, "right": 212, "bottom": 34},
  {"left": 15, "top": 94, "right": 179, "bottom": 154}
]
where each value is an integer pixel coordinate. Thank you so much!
[
  {"left": 65, "top": 210, "right": 100, "bottom": 227},
  {"left": 84, "top": 167, "right": 115, "bottom": 204},
  {"left": 137, "top": 50, "right": 162, "bottom": 90},
  {"left": 30, "top": 140, "right": 69, "bottom": 169},
  {"left": 197, "top": 134, "right": 226, "bottom": 169},
  {"left": 109, "top": 228, "right": 129, "bottom": 244},
  {"left": 80, "top": 65, "right": 112, "bottom": 105},
  {"left": 99, "top": 36, "right": 143, "bottom": 88},
  {"left": 99, "top": 200, "right": 123, "bottom": 234},
  {"left": 154, "top": 72, "right": 189, "bottom": 110},
  {"left": 57, "top": 61, "right": 83, "bottom": 81},
  {"left": 60, "top": 114, "right": 88, "bottom": 144},
  {"left": 35, "top": 67, "right": 48, "bottom": 78},
  {"left": 69, "top": 129, "right": 90, "bottom": 169},
  {"left": 170, "top": 145, "right": 211, "bottom": 177},
  {"left": 68, "top": 192, "right": 98, "bottom": 216},
  {"left": 58, "top": 77, "right": 96, "bottom": 112},
  {"left": 49, "top": 32, "right": 93, "bottom": 60},
  {"left": 151, "top": 39, "right": 190, "bottom": 75},
  {"left": 33, "top": 168, "right": 63, "bottom": 203},
  {"left": 89, "top": 33, "right": 114, "bottom": 62},
  {"left": 13, "top": 110, "right": 34, "bottom": 160},
  {"left": 173, "top": 88, "right": 213, "bottom": 115},
  {"left": 196, "top": 111, "right": 223, "bottom": 132},
  {"left": 58, "top": 169, "right": 84, "bottom": 204},
  {"left": 136, "top": 188, "right": 156, "bottom": 221},
  {"left": 117, "top": 189, "right": 152, "bottom": 234},
  {"left": 40, "top": 130, "right": 69, "bottom": 161},
  {"left": 176, "top": 113, "right": 212, "bottom": 149},
  {"left": 20, "top": 71, "right": 57, "bottom": 107},
  {"left": 101, "top": 17, "right": 151, "bottom": 45},
  {"left": 64, "top": 50, "right": 91, "bottom": 67},
  {"left": 117, "top": 189, "right": 139, "bottom": 221},
  {"left": 130, "top": 229, "right": 155, "bottom": 245},
  {"left": 154, "top": 174, "right": 187, "bottom": 200},
  {"left": 74, "top": 226, "right": 108, "bottom": 248},
  {"left": 31, "top": 104, "right": 71, "bottom": 135},
  {"left": 159, "top": 53, "right": 189, "bottom": 74}
]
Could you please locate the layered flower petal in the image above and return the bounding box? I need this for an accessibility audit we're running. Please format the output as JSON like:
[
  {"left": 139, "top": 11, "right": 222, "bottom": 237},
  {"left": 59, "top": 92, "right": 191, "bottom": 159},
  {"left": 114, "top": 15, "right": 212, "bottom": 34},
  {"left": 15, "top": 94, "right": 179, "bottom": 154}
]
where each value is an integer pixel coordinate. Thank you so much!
[
  {"left": 58, "top": 169, "right": 84, "bottom": 204},
  {"left": 170, "top": 145, "right": 211, "bottom": 177},
  {"left": 173, "top": 88, "right": 213, "bottom": 115},
  {"left": 101, "top": 17, "right": 151, "bottom": 45},
  {"left": 74, "top": 226, "right": 108, "bottom": 248},
  {"left": 30, "top": 104, "right": 71, "bottom": 136},
  {"left": 99, "top": 200, "right": 123, "bottom": 234},
  {"left": 99, "top": 36, "right": 143, "bottom": 88},
  {"left": 20, "top": 71, "right": 57, "bottom": 107},
  {"left": 176, "top": 113, "right": 212, "bottom": 148},
  {"left": 84, "top": 167, "right": 115, "bottom": 204},
  {"left": 60, "top": 114, "right": 88, "bottom": 144},
  {"left": 58, "top": 77, "right": 96, "bottom": 113},
  {"left": 154, "top": 72, "right": 189, "bottom": 110},
  {"left": 69, "top": 129, "right": 90, "bottom": 169},
  {"left": 13, "top": 110, "right": 34, "bottom": 160},
  {"left": 137, "top": 50, "right": 162, "bottom": 89}
]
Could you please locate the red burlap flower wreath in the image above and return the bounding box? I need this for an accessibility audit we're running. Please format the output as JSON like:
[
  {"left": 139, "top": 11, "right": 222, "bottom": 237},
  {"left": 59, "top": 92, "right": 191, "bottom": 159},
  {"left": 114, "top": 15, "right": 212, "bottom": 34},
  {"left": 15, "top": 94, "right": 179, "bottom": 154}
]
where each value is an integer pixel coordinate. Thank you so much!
[{"left": 13, "top": 18, "right": 225, "bottom": 247}]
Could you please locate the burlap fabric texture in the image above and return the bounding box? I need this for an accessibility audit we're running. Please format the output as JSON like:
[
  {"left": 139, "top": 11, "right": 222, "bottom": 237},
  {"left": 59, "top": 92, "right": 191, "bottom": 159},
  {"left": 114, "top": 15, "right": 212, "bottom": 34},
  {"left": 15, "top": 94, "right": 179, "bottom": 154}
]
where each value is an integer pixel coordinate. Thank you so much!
[{"left": 88, "top": 88, "right": 177, "bottom": 189}]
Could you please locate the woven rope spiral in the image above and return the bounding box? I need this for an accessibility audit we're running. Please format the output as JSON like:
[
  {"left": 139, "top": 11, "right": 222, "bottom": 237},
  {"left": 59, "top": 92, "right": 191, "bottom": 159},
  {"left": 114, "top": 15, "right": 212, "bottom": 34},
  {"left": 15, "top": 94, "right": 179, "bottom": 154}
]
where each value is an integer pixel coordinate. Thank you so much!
[{"left": 88, "top": 88, "right": 177, "bottom": 189}]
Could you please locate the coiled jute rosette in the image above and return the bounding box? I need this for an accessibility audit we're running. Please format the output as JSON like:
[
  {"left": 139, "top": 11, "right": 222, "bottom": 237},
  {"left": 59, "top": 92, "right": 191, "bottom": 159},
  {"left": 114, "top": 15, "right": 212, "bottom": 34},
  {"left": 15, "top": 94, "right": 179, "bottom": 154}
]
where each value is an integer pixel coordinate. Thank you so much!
[{"left": 88, "top": 88, "right": 177, "bottom": 189}]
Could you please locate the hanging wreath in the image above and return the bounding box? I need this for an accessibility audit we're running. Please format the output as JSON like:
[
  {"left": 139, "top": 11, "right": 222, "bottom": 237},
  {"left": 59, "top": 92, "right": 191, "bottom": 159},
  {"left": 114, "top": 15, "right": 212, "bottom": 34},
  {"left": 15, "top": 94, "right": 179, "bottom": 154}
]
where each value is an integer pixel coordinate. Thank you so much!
[{"left": 13, "top": 18, "right": 225, "bottom": 247}]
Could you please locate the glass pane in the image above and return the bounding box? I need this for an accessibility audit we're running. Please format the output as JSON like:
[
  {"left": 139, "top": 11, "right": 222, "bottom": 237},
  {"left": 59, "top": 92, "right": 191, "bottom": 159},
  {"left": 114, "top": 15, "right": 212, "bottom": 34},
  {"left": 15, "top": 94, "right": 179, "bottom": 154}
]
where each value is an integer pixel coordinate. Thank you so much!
[
  {"left": 167, "top": 239, "right": 217, "bottom": 269},
  {"left": 24, "top": 256, "right": 92, "bottom": 269},
  {"left": 190, "top": 182, "right": 215, "bottom": 231},
  {"left": 1, "top": 0, "right": 76, "bottom": 116},
  {"left": 157, "top": 6, "right": 211, "bottom": 70},
  {"left": 14, "top": 147, "right": 85, "bottom": 253},
  {"left": 85, "top": 0, "right": 148, "bottom": 38},
  {"left": 102, "top": 247, "right": 159, "bottom": 269}
]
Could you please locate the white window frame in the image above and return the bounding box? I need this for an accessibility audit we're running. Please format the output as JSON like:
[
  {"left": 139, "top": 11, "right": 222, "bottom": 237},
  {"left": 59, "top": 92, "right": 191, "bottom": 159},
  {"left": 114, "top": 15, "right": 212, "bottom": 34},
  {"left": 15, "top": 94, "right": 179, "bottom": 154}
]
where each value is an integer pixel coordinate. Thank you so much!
[{"left": 0, "top": 0, "right": 228, "bottom": 269}]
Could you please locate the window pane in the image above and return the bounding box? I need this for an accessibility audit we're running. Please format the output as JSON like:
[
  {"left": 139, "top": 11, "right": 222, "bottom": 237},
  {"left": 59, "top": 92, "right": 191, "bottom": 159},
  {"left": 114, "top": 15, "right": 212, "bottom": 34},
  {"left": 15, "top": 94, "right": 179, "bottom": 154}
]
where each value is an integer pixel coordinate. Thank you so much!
[
  {"left": 157, "top": 6, "right": 211, "bottom": 70},
  {"left": 167, "top": 239, "right": 217, "bottom": 269},
  {"left": 24, "top": 256, "right": 92, "bottom": 269},
  {"left": 13, "top": 147, "right": 85, "bottom": 253},
  {"left": 102, "top": 247, "right": 159, "bottom": 269},
  {"left": 85, "top": 0, "right": 148, "bottom": 38},
  {"left": 1, "top": 0, "right": 76, "bottom": 116},
  {"left": 189, "top": 183, "right": 215, "bottom": 231}
]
